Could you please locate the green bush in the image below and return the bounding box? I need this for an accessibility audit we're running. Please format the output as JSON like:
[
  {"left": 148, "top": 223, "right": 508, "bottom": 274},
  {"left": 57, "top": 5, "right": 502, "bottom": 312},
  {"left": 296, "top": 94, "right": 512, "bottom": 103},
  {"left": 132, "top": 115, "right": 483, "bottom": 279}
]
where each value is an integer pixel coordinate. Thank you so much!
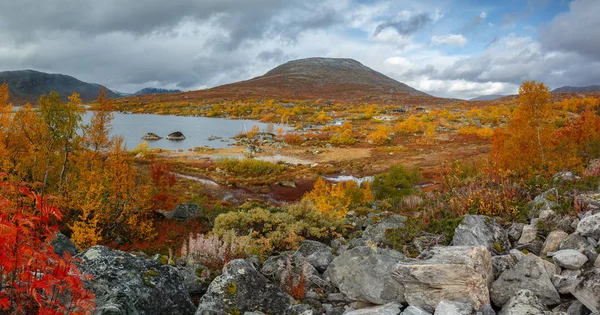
[
  {"left": 217, "top": 158, "right": 286, "bottom": 177},
  {"left": 372, "top": 164, "right": 420, "bottom": 201},
  {"left": 213, "top": 200, "right": 347, "bottom": 258}
]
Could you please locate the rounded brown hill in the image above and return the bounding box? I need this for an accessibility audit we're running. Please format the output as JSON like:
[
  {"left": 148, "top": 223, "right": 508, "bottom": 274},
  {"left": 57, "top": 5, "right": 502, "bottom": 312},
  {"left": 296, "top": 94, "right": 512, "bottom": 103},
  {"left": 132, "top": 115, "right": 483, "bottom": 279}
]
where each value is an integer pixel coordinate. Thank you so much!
[
  {"left": 212, "top": 57, "right": 435, "bottom": 103},
  {"left": 120, "top": 57, "right": 453, "bottom": 105}
]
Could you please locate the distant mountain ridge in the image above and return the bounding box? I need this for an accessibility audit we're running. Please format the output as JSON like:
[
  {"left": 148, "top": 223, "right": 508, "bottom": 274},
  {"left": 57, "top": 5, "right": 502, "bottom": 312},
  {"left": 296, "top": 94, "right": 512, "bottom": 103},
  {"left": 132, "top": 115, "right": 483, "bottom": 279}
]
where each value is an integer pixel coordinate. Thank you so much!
[
  {"left": 552, "top": 85, "right": 600, "bottom": 93},
  {"left": 0, "top": 69, "right": 118, "bottom": 104},
  {"left": 469, "top": 94, "right": 506, "bottom": 101},
  {"left": 134, "top": 87, "right": 182, "bottom": 95},
  {"left": 119, "top": 57, "right": 451, "bottom": 105}
]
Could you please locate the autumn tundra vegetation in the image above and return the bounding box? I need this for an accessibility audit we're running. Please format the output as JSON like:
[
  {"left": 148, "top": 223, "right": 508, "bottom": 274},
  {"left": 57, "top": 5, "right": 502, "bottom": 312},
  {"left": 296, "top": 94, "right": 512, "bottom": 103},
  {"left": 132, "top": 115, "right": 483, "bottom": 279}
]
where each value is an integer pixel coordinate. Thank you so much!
[{"left": 1, "top": 80, "right": 600, "bottom": 312}]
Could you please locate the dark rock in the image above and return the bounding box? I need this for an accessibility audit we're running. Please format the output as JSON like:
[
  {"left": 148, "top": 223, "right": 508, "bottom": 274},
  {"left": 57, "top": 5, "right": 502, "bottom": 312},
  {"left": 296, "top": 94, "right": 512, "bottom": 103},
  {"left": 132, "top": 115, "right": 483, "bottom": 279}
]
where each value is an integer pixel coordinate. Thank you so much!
[
  {"left": 507, "top": 223, "right": 525, "bottom": 243},
  {"left": 297, "top": 240, "right": 334, "bottom": 273},
  {"left": 491, "top": 255, "right": 517, "bottom": 280},
  {"left": 141, "top": 132, "right": 162, "bottom": 140},
  {"left": 179, "top": 264, "right": 212, "bottom": 303},
  {"left": 490, "top": 254, "right": 560, "bottom": 307},
  {"left": 167, "top": 131, "right": 186, "bottom": 140},
  {"left": 260, "top": 252, "right": 328, "bottom": 289},
  {"left": 362, "top": 214, "right": 406, "bottom": 244},
  {"left": 452, "top": 215, "right": 511, "bottom": 254},
  {"left": 560, "top": 234, "right": 590, "bottom": 251},
  {"left": 571, "top": 268, "right": 600, "bottom": 314},
  {"left": 196, "top": 259, "right": 293, "bottom": 314},
  {"left": 324, "top": 246, "right": 405, "bottom": 305},
  {"left": 161, "top": 203, "right": 203, "bottom": 222},
  {"left": 51, "top": 233, "right": 80, "bottom": 258},
  {"left": 77, "top": 246, "right": 196, "bottom": 315}
]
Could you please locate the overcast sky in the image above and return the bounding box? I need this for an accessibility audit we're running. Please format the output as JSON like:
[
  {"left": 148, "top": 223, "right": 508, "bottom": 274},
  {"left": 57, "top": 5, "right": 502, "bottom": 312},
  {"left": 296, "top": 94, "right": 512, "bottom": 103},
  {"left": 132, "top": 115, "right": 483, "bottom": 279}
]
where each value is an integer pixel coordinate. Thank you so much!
[{"left": 0, "top": 0, "right": 598, "bottom": 99}]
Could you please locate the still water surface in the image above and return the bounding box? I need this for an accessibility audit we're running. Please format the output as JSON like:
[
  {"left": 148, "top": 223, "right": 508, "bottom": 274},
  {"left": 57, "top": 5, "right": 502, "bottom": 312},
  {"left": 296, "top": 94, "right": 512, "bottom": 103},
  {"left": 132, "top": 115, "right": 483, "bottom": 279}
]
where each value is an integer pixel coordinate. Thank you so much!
[{"left": 82, "top": 112, "right": 283, "bottom": 150}]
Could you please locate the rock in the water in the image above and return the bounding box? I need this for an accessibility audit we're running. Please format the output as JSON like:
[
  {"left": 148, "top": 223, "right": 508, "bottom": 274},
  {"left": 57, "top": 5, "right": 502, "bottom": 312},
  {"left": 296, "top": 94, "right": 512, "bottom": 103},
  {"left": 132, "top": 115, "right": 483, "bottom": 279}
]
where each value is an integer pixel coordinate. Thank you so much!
[
  {"left": 324, "top": 246, "right": 405, "bottom": 305},
  {"left": 392, "top": 246, "right": 492, "bottom": 313},
  {"left": 297, "top": 240, "right": 334, "bottom": 273},
  {"left": 166, "top": 131, "right": 186, "bottom": 140},
  {"left": 362, "top": 214, "right": 406, "bottom": 244},
  {"left": 141, "top": 132, "right": 162, "bottom": 140},
  {"left": 498, "top": 290, "right": 549, "bottom": 315},
  {"left": 452, "top": 215, "right": 511, "bottom": 254},
  {"left": 161, "top": 203, "right": 203, "bottom": 221},
  {"left": 576, "top": 213, "right": 600, "bottom": 238},
  {"left": 490, "top": 254, "right": 560, "bottom": 307},
  {"left": 570, "top": 268, "right": 600, "bottom": 314},
  {"left": 344, "top": 302, "right": 403, "bottom": 315},
  {"left": 517, "top": 225, "right": 537, "bottom": 245},
  {"left": 196, "top": 259, "right": 293, "bottom": 314},
  {"left": 51, "top": 233, "right": 80, "bottom": 258},
  {"left": 433, "top": 300, "right": 473, "bottom": 315},
  {"left": 401, "top": 305, "right": 432, "bottom": 315},
  {"left": 553, "top": 249, "right": 588, "bottom": 270},
  {"left": 77, "top": 246, "right": 196, "bottom": 315},
  {"left": 540, "top": 230, "right": 568, "bottom": 257}
]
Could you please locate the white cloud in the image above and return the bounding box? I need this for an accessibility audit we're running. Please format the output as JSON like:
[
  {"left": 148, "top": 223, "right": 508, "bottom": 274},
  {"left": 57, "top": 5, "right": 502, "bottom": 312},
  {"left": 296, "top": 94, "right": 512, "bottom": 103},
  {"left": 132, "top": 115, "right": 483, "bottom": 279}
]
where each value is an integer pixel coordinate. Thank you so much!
[
  {"left": 480, "top": 12, "right": 487, "bottom": 19},
  {"left": 431, "top": 34, "right": 467, "bottom": 47}
]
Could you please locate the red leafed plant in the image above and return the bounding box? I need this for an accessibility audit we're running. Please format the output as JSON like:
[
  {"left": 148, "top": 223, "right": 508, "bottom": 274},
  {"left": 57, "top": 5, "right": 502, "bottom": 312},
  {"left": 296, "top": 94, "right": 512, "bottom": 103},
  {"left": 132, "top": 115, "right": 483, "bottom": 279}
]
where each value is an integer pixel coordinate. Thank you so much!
[
  {"left": 0, "top": 178, "right": 95, "bottom": 314},
  {"left": 149, "top": 160, "right": 178, "bottom": 211}
]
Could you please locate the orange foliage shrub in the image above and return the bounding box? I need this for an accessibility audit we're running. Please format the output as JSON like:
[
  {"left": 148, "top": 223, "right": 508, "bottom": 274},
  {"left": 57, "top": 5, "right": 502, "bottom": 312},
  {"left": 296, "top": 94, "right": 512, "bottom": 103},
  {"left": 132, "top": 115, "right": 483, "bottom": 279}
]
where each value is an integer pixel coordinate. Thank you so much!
[
  {"left": 367, "top": 125, "right": 392, "bottom": 145},
  {"left": 303, "top": 178, "right": 373, "bottom": 217},
  {"left": 282, "top": 133, "right": 305, "bottom": 145}
]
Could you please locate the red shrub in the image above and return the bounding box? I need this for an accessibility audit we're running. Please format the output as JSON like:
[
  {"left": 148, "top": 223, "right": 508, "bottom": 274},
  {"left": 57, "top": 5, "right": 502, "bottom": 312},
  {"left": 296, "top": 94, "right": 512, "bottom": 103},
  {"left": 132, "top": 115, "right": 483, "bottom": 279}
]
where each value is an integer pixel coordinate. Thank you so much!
[{"left": 0, "top": 179, "right": 95, "bottom": 314}]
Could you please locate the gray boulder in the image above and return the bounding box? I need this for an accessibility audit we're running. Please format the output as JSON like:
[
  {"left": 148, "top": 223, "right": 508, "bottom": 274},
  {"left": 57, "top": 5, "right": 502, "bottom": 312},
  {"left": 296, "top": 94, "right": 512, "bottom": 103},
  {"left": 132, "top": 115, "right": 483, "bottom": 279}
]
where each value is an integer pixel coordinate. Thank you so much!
[
  {"left": 498, "top": 290, "right": 550, "bottom": 315},
  {"left": 402, "top": 305, "right": 432, "bottom": 315},
  {"left": 179, "top": 264, "right": 212, "bottom": 303},
  {"left": 51, "top": 233, "right": 80, "bottom": 258},
  {"left": 297, "top": 240, "right": 334, "bottom": 273},
  {"left": 161, "top": 203, "right": 203, "bottom": 222},
  {"left": 576, "top": 213, "right": 600, "bottom": 237},
  {"left": 541, "top": 230, "right": 568, "bottom": 257},
  {"left": 570, "top": 268, "right": 600, "bottom": 314},
  {"left": 552, "top": 269, "right": 582, "bottom": 294},
  {"left": 452, "top": 215, "right": 511, "bottom": 254},
  {"left": 433, "top": 300, "right": 474, "bottom": 315},
  {"left": 324, "top": 246, "right": 405, "bottom": 305},
  {"left": 362, "top": 214, "right": 406, "bottom": 243},
  {"left": 392, "top": 246, "right": 492, "bottom": 313},
  {"left": 507, "top": 223, "right": 525, "bottom": 243},
  {"left": 575, "top": 193, "right": 600, "bottom": 212},
  {"left": 196, "top": 259, "right": 293, "bottom": 315},
  {"left": 490, "top": 254, "right": 560, "bottom": 307},
  {"left": 344, "top": 302, "right": 403, "bottom": 315},
  {"left": 491, "top": 255, "right": 517, "bottom": 280},
  {"left": 553, "top": 249, "right": 588, "bottom": 270},
  {"left": 566, "top": 300, "right": 593, "bottom": 315},
  {"left": 560, "top": 234, "right": 589, "bottom": 251},
  {"left": 530, "top": 188, "right": 559, "bottom": 217},
  {"left": 517, "top": 225, "right": 537, "bottom": 245},
  {"left": 77, "top": 246, "right": 196, "bottom": 315},
  {"left": 260, "top": 252, "right": 327, "bottom": 289}
]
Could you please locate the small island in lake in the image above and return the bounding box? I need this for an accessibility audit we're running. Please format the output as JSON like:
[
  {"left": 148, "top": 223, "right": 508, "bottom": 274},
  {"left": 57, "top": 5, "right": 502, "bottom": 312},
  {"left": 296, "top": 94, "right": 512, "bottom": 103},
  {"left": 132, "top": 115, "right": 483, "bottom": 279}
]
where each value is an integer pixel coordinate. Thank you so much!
[
  {"left": 141, "top": 132, "right": 162, "bottom": 140},
  {"left": 166, "top": 131, "right": 185, "bottom": 140}
]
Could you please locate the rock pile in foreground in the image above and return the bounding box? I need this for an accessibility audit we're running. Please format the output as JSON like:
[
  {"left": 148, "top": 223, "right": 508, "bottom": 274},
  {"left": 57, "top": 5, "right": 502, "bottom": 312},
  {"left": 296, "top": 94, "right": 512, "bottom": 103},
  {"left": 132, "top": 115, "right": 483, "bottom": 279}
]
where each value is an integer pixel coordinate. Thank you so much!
[{"left": 65, "top": 183, "right": 600, "bottom": 314}]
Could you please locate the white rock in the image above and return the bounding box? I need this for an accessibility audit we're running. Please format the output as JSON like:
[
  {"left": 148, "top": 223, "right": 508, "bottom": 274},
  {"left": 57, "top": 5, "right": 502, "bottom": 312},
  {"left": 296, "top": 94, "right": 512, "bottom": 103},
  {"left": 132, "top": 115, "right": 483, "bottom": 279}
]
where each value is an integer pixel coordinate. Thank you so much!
[
  {"left": 434, "top": 300, "right": 473, "bottom": 315},
  {"left": 553, "top": 249, "right": 588, "bottom": 270},
  {"left": 517, "top": 225, "right": 537, "bottom": 245},
  {"left": 576, "top": 213, "right": 600, "bottom": 237},
  {"left": 344, "top": 302, "right": 403, "bottom": 315},
  {"left": 392, "top": 246, "right": 492, "bottom": 313}
]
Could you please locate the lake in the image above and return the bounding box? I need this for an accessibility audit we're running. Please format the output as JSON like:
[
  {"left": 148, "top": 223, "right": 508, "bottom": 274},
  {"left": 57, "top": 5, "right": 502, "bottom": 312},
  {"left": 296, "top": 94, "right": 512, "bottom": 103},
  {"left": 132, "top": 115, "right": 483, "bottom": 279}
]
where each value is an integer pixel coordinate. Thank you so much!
[{"left": 82, "top": 112, "right": 285, "bottom": 150}]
